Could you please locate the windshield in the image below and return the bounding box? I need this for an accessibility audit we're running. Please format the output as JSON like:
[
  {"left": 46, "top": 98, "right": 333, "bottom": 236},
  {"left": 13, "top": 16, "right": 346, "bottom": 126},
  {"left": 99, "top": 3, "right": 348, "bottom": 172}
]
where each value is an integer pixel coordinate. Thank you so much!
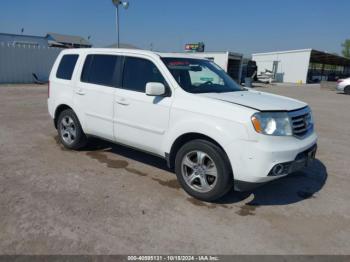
[{"left": 162, "top": 57, "right": 244, "bottom": 93}]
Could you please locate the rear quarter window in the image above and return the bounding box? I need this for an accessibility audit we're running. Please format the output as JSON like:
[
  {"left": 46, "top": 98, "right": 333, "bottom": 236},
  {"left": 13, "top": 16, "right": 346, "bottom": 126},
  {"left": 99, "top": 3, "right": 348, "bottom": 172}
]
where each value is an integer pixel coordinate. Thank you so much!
[{"left": 56, "top": 54, "right": 79, "bottom": 80}]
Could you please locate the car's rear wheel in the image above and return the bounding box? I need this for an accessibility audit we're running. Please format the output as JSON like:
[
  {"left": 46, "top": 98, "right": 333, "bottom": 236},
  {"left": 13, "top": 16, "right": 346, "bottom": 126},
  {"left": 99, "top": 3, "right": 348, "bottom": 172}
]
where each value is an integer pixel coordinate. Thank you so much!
[
  {"left": 175, "top": 139, "right": 233, "bottom": 201},
  {"left": 57, "top": 109, "right": 87, "bottom": 150},
  {"left": 344, "top": 86, "right": 350, "bottom": 95}
]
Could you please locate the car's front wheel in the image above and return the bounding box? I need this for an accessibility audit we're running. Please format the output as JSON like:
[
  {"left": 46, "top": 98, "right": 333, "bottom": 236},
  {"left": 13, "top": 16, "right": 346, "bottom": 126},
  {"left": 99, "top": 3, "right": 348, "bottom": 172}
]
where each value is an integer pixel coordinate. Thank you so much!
[
  {"left": 175, "top": 139, "right": 233, "bottom": 201},
  {"left": 57, "top": 109, "right": 87, "bottom": 150},
  {"left": 344, "top": 86, "right": 350, "bottom": 95}
]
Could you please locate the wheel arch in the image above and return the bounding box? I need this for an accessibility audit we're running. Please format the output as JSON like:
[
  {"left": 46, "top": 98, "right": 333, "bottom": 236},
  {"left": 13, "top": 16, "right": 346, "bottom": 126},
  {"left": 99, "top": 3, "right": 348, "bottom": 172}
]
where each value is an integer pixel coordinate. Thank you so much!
[
  {"left": 167, "top": 132, "right": 233, "bottom": 177},
  {"left": 344, "top": 85, "right": 350, "bottom": 94},
  {"left": 54, "top": 104, "right": 73, "bottom": 129}
]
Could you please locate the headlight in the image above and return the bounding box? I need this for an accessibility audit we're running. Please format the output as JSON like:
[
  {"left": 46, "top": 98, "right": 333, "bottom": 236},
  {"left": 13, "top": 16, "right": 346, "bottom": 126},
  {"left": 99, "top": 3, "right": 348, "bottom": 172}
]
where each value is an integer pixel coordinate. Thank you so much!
[
  {"left": 251, "top": 112, "right": 292, "bottom": 136},
  {"left": 308, "top": 110, "right": 314, "bottom": 126}
]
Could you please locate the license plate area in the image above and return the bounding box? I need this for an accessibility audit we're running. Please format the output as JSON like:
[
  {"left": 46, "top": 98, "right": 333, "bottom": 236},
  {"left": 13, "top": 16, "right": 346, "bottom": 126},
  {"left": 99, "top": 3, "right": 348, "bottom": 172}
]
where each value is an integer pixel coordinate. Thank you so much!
[{"left": 293, "top": 144, "right": 317, "bottom": 169}]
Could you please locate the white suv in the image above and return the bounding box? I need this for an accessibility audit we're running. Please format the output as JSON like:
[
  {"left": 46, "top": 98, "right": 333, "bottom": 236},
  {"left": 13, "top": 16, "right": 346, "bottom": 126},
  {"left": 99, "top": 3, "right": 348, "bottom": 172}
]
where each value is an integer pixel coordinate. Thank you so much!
[
  {"left": 48, "top": 48, "right": 317, "bottom": 201},
  {"left": 336, "top": 77, "right": 350, "bottom": 94}
]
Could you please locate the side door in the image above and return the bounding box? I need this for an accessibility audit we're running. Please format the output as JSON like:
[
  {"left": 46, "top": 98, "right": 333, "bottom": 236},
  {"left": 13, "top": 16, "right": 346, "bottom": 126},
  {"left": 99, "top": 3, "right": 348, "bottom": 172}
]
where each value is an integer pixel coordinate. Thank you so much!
[
  {"left": 74, "top": 54, "right": 121, "bottom": 141},
  {"left": 114, "top": 56, "right": 172, "bottom": 155}
]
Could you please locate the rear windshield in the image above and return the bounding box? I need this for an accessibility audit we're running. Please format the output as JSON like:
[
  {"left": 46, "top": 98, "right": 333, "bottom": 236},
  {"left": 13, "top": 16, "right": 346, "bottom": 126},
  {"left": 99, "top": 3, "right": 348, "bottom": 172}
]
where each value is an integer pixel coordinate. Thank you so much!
[{"left": 162, "top": 57, "right": 244, "bottom": 94}]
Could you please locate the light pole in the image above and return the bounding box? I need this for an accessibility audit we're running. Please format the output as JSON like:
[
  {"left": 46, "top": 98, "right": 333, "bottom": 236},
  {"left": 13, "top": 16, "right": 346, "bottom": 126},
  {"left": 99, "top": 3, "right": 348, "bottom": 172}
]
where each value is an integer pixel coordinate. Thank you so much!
[{"left": 112, "top": 0, "right": 129, "bottom": 48}]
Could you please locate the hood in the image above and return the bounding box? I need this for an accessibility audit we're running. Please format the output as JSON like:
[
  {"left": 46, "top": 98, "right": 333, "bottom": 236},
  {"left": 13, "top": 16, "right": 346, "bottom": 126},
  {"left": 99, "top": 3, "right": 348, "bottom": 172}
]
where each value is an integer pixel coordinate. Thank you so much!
[{"left": 198, "top": 90, "right": 307, "bottom": 111}]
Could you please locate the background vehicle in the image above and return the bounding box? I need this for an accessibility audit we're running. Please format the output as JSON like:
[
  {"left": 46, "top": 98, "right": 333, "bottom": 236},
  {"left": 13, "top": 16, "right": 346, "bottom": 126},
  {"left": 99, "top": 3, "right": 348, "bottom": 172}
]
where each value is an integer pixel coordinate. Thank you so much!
[
  {"left": 241, "top": 59, "right": 258, "bottom": 84},
  {"left": 48, "top": 48, "right": 317, "bottom": 201},
  {"left": 337, "top": 78, "right": 350, "bottom": 94}
]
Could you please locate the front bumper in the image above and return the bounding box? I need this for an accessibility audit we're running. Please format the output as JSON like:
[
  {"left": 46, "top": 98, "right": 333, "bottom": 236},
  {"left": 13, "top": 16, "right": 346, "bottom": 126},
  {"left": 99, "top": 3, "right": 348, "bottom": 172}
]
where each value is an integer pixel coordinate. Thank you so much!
[
  {"left": 336, "top": 84, "right": 345, "bottom": 92},
  {"left": 226, "top": 131, "right": 318, "bottom": 189},
  {"left": 234, "top": 144, "right": 317, "bottom": 191},
  {"left": 288, "top": 144, "right": 317, "bottom": 172}
]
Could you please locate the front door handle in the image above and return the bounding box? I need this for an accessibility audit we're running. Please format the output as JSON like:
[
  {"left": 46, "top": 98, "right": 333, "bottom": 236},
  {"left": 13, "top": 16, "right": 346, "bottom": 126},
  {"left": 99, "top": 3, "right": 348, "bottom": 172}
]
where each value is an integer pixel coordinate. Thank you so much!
[
  {"left": 115, "top": 97, "right": 129, "bottom": 106},
  {"left": 75, "top": 89, "right": 85, "bottom": 95}
]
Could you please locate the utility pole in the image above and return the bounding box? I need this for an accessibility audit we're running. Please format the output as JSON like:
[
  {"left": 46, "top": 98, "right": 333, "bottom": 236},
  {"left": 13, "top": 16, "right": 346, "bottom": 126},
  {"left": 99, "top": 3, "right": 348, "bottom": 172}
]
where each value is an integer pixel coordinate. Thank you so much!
[{"left": 112, "top": 0, "right": 129, "bottom": 48}]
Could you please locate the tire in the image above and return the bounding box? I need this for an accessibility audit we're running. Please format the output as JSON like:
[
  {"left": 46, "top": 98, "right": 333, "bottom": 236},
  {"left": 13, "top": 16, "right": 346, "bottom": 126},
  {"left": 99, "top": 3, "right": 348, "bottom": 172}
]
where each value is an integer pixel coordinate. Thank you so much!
[
  {"left": 175, "top": 139, "right": 233, "bottom": 202},
  {"left": 57, "top": 109, "right": 87, "bottom": 150},
  {"left": 344, "top": 86, "right": 350, "bottom": 95}
]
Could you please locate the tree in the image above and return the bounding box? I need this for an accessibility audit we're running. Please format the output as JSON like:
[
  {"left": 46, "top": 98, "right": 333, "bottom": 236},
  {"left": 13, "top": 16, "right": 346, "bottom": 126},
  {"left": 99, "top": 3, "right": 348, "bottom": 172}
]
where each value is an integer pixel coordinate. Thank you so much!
[{"left": 341, "top": 39, "right": 350, "bottom": 58}]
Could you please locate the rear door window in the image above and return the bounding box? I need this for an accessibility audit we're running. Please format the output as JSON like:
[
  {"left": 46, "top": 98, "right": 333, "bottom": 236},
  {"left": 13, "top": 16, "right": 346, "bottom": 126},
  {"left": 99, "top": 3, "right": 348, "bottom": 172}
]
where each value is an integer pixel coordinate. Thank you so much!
[
  {"left": 56, "top": 55, "right": 79, "bottom": 80},
  {"left": 81, "top": 55, "right": 120, "bottom": 87},
  {"left": 122, "top": 57, "right": 166, "bottom": 92}
]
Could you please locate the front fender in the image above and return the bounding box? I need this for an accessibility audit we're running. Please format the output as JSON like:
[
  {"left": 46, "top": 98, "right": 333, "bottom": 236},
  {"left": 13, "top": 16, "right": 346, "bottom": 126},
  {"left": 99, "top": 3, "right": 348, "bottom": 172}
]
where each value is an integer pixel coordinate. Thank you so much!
[{"left": 163, "top": 112, "right": 249, "bottom": 158}]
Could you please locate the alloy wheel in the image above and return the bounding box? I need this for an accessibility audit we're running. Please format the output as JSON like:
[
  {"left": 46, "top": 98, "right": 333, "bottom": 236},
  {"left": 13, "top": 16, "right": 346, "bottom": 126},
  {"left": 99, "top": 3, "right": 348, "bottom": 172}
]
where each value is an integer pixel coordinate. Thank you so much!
[
  {"left": 181, "top": 151, "right": 218, "bottom": 193},
  {"left": 60, "top": 116, "right": 76, "bottom": 145}
]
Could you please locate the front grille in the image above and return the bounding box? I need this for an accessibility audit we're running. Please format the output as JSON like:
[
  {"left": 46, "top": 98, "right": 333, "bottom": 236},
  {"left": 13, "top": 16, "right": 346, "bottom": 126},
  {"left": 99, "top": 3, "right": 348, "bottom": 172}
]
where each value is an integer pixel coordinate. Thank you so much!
[{"left": 288, "top": 107, "right": 313, "bottom": 138}]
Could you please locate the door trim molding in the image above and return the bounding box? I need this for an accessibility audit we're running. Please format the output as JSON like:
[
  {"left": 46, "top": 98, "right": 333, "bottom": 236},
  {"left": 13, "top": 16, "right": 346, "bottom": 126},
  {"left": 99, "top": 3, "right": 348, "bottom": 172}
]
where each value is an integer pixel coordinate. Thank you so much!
[
  {"left": 86, "top": 112, "right": 113, "bottom": 123},
  {"left": 114, "top": 118, "right": 165, "bottom": 135}
]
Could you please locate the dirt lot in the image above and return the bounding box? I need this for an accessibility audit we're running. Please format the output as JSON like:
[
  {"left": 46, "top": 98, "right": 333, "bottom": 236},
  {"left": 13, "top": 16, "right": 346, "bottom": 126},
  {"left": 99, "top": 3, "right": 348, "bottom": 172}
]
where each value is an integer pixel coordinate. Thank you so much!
[{"left": 0, "top": 84, "right": 349, "bottom": 255}]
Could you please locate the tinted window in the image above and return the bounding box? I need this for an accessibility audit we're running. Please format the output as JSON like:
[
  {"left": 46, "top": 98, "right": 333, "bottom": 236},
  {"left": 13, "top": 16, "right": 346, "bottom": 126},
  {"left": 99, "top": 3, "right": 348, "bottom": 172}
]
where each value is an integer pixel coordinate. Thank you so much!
[
  {"left": 81, "top": 55, "right": 119, "bottom": 87},
  {"left": 56, "top": 55, "right": 79, "bottom": 80},
  {"left": 123, "top": 57, "right": 166, "bottom": 92},
  {"left": 162, "top": 58, "right": 243, "bottom": 93}
]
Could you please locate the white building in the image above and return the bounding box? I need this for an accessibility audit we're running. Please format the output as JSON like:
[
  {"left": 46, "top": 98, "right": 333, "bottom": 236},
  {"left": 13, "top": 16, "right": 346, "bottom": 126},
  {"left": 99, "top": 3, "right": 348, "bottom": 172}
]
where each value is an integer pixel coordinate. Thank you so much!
[{"left": 252, "top": 49, "right": 350, "bottom": 84}]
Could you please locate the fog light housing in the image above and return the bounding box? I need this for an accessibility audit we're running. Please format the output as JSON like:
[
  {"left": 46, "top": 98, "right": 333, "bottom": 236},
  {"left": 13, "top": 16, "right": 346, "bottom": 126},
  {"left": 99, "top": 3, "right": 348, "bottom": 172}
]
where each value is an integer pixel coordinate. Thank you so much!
[{"left": 268, "top": 162, "right": 291, "bottom": 176}]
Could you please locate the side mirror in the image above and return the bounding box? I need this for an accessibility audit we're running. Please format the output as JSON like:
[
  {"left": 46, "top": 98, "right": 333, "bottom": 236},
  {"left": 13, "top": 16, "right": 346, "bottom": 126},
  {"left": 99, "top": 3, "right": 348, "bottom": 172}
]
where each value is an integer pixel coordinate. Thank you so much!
[{"left": 145, "top": 82, "right": 166, "bottom": 96}]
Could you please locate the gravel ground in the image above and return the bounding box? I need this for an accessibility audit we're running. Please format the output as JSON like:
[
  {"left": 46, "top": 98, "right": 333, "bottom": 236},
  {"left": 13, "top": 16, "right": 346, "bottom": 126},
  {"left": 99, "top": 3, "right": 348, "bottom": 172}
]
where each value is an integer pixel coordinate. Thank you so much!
[{"left": 0, "top": 84, "right": 349, "bottom": 255}]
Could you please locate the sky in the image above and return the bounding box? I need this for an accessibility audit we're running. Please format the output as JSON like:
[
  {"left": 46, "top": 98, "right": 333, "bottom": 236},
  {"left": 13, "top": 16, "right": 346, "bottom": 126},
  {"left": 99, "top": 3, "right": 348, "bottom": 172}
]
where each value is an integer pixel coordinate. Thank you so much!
[{"left": 0, "top": 0, "right": 349, "bottom": 56}]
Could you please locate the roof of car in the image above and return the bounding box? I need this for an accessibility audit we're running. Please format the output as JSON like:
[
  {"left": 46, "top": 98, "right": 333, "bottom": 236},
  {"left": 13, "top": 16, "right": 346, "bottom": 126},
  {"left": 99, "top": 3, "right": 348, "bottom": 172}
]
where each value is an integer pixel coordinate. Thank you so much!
[{"left": 60, "top": 48, "right": 207, "bottom": 60}]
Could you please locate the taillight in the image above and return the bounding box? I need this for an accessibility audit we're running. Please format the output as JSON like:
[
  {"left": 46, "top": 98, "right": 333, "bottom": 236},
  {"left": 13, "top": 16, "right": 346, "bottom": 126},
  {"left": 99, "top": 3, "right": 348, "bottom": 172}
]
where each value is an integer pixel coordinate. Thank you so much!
[
  {"left": 48, "top": 81, "right": 50, "bottom": 98},
  {"left": 337, "top": 79, "right": 343, "bottom": 83}
]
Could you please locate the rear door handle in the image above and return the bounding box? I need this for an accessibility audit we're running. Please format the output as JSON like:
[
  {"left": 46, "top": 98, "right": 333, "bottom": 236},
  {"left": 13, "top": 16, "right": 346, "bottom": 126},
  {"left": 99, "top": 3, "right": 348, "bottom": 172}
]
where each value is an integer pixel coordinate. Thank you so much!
[
  {"left": 115, "top": 97, "right": 129, "bottom": 106},
  {"left": 75, "top": 89, "right": 85, "bottom": 95}
]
